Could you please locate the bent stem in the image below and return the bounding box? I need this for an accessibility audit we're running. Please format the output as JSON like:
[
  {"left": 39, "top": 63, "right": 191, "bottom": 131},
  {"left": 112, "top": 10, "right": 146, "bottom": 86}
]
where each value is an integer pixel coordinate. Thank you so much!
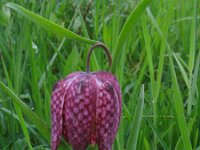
[{"left": 86, "top": 43, "right": 112, "bottom": 73}]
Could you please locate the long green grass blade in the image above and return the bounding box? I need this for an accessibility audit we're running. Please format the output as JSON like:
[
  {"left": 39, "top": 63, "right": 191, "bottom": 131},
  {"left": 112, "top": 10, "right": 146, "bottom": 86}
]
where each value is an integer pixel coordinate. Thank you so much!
[
  {"left": 187, "top": 0, "right": 197, "bottom": 115},
  {"left": 128, "top": 59, "right": 147, "bottom": 113},
  {"left": 172, "top": 53, "right": 189, "bottom": 88},
  {"left": 147, "top": 120, "right": 169, "bottom": 150},
  {"left": 29, "top": 38, "right": 42, "bottom": 116},
  {"left": 38, "top": 0, "right": 83, "bottom": 89},
  {"left": 141, "top": 14, "right": 155, "bottom": 97},
  {"left": 0, "top": 81, "right": 50, "bottom": 141},
  {"left": 194, "top": 50, "right": 200, "bottom": 123},
  {"left": 188, "top": 0, "right": 197, "bottom": 73},
  {"left": 1, "top": 55, "right": 33, "bottom": 149},
  {"left": 6, "top": 3, "right": 97, "bottom": 45},
  {"left": 154, "top": 0, "right": 175, "bottom": 100},
  {"left": 127, "top": 85, "right": 144, "bottom": 150},
  {"left": 74, "top": 1, "right": 100, "bottom": 71},
  {"left": 38, "top": 38, "right": 66, "bottom": 89},
  {"left": 146, "top": 7, "right": 190, "bottom": 92},
  {"left": 168, "top": 50, "right": 193, "bottom": 150},
  {"left": 175, "top": 115, "right": 196, "bottom": 150},
  {"left": 111, "top": 0, "right": 151, "bottom": 72}
]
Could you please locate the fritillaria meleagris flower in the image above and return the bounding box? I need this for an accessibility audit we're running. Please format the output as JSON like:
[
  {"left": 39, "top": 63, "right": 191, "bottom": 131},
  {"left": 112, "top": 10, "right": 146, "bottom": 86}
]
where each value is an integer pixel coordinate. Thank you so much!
[{"left": 51, "top": 43, "right": 122, "bottom": 150}]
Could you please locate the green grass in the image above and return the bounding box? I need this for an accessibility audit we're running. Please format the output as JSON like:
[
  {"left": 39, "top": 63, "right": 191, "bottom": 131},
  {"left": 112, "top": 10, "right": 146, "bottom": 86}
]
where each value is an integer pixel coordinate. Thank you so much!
[{"left": 0, "top": 0, "right": 199, "bottom": 149}]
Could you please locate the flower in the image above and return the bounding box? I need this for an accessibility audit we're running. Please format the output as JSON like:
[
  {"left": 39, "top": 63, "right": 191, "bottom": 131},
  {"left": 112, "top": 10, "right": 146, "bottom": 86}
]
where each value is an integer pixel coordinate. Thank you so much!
[{"left": 51, "top": 43, "right": 122, "bottom": 150}]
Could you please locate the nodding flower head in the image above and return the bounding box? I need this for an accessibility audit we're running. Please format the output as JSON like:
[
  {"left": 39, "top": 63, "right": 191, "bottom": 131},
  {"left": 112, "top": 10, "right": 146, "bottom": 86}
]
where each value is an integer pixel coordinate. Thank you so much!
[{"left": 51, "top": 43, "right": 122, "bottom": 150}]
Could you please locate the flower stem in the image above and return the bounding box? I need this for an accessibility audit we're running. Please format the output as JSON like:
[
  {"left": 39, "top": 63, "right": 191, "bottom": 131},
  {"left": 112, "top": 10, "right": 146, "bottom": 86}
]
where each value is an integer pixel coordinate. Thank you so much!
[{"left": 86, "top": 42, "right": 112, "bottom": 73}]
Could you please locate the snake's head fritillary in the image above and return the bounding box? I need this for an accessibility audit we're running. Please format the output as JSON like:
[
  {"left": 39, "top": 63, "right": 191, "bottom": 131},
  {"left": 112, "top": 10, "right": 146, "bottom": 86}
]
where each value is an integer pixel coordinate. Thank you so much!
[{"left": 51, "top": 43, "right": 122, "bottom": 150}]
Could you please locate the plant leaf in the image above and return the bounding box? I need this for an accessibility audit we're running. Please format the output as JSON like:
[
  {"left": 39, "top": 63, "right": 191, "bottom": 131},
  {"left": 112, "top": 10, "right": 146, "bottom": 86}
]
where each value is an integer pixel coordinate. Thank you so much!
[
  {"left": 168, "top": 49, "right": 193, "bottom": 150},
  {"left": 0, "top": 81, "right": 50, "bottom": 141},
  {"left": 6, "top": 3, "right": 97, "bottom": 45},
  {"left": 111, "top": 0, "right": 151, "bottom": 72},
  {"left": 127, "top": 85, "right": 144, "bottom": 150}
]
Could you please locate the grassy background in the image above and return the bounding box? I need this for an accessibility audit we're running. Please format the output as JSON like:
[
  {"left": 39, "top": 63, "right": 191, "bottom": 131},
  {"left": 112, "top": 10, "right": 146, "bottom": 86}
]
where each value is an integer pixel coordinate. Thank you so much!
[{"left": 0, "top": 0, "right": 199, "bottom": 149}]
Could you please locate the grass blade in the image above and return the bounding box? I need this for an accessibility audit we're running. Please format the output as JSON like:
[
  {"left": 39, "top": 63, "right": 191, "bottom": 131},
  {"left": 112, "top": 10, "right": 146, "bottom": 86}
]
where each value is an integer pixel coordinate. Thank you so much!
[
  {"left": 127, "top": 85, "right": 144, "bottom": 150},
  {"left": 6, "top": 3, "right": 97, "bottom": 45},
  {"left": 38, "top": 0, "right": 83, "bottom": 89},
  {"left": 147, "top": 120, "right": 169, "bottom": 150},
  {"left": 187, "top": 0, "right": 197, "bottom": 115},
  {"left": 141, "top": 14, "right": 155, "bottom": 97},
  {"left": 172, "top": 53, "right": 189, "bottom": 88},
  {"left": 188, "top": 0, "right": 197, "bottom": 74},
  {"left": 0, "top": 81, "right": 50, "bottom": 141},
  {"left": 128, "top": 59, "right": 147, "bottom": 113},
  {"left": 194, "top": 49, "right": 200, "bottom": 124},
  {"left": 112, "top": 0, "right": 151, "bottom": 72},
  {"left": 146, "top": 7, "right": 190, "bottom": 93},
  {"left": 1, "top": 55, "right": 33, "bottom": 149},
  {"left": 74, "top": 1, "right": 100, "bottom": 71},
  {"left": 168, "top": 50, "right": 193, "bottom": 150},
  {"left": 154, "top": 0, "right": 175, "bottom": 100}
]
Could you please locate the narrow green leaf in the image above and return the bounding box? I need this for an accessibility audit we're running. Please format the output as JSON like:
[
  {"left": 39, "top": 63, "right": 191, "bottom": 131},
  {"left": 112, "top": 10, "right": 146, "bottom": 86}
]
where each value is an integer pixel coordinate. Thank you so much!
[
  {"left": 128, "top": 59, "right": 147, "bottom": 113},
  {"left": 187, "top": 0, "right": 197, "bottom": 115},
  {"left": 1, "top": 55, "right": 33, "bottom": 149},
  {"left": 175, "top": 115, "right": 196, "bottom": 150},
  {"left": 146, "top": 7, "right": 190, "bottom": 94},
  {"left": 74, "top": 1, "right": 90, "bottom": 38},
  {"left": 154, "top": 0, "right": 175, "bottom": 100},
  {"left": 74, "top": 1, "right": 100, "bottom": 71},
  {"left": 168, "top": 50, "right": 193, "bottom": 150},
  {"left": 38, "top": 38, "right": 66, "bottom": 89},
  {"left": 38, "top": 0, "right": 82, "bottom": 89},
  {"left": 122, "top": 103, "right": 131, "bottom": 122},
  {"left": 29, "top": 38, "right": 42, "bottom": 116},
  {"left": 63, "top": 46, "right": 80, "bottom": 75},
  {"left": 188, "top": 0, "right": 197, "bottom": 73},
  {"left": 147, "top": 121, "right": 169, "bottom": 150},
  {"left": 0, "top": 81, "right": 50, "bottom": 141},
  {"left": 194, "top": 49, "right": 200, "bottom": 123},
  {"left": 127, "top": 85, "right": 144, "bottom": 150},
  {"left": 6, "top": 3, "right": 97, "bottom": 45},
  {"left": 112, "top": 0, "right": 151, "bottom": 72},
  {"left": 141, "top": 14, "right": 155, "bottom": 96},
  {"left": 172, "top": 53, "right": 189, "bottom": 88}
]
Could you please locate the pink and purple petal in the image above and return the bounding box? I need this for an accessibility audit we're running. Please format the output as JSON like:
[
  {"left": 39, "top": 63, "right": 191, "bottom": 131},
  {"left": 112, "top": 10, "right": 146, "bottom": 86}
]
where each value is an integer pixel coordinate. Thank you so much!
[{"left": 64, "top": 73, "right": 97, "bottom": 150}]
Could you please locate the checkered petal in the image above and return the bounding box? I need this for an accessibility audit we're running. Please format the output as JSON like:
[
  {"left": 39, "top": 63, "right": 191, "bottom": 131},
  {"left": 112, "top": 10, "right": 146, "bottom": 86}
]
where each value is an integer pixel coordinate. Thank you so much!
[
  {"left": 63, "top": 74, "right": 97, "bottom": 150},
  {"left": 51, "top": 72, "right": 122, "bottom": 150},
  {"left": 51, "top": 72, "right": 80, "bottom": 150},
  {"left": 51, "top": 80, "right": 65, "bottom": 150},
  {"left": 93, "top": 73, "right": 121, "bottom": 150}
]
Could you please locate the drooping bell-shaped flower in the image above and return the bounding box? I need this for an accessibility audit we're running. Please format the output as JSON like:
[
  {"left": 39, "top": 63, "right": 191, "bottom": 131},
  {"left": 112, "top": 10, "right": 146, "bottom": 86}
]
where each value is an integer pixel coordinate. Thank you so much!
[{"left": 51, "top": 43, "right": 122, "bottom": 150}]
